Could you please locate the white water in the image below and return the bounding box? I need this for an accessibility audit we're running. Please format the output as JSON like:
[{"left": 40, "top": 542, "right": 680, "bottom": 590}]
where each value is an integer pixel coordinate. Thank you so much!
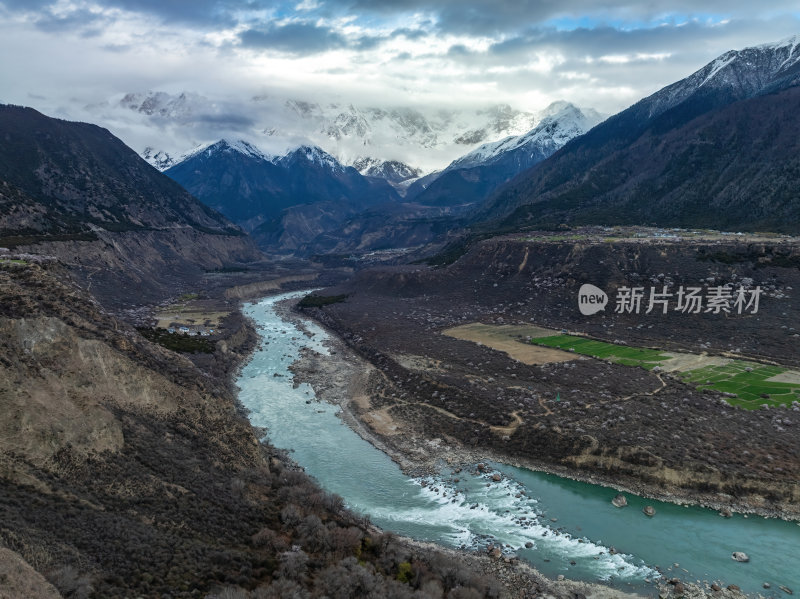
[{"left": 237, "top": 292, "right": 800, "bottom": 596}]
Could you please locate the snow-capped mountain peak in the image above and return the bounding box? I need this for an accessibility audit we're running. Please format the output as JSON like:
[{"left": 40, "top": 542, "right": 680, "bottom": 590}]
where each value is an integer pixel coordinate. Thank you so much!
[
  {"left": 352, "top": 157, "right": 422, "bottom": 183},
  {"left": 446, "top": 102, "right": 604, "bottom": 171},
  {"left": 199, "top": 139, "right": 273, "bottom": 161},
  {"left": 142, "top": 146, "right": 177, "bottom": 170},
  {"left": 277, "top": 145, "right": 346, "bottom": 173},
  {"left": 757, "top": 33, "right": 800, "bottom": 54},
  {"left": 143, "top": 138, "right": 274, "bottom": 170},
  {"left": 642, "top": 34, "right": 800, "bottom": 119}
]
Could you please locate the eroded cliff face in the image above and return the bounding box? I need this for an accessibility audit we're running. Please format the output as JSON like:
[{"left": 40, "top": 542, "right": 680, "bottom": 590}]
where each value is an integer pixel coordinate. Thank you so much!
[
  {"left": 0, "top": 261, "right": 269, "bottom": 593},
  {"left": 0, "top": 548, "right": 63, "bottom": 599},
  {"left": 0, "top": 314, "right": 194, "bottom": 470},
  {"left": 14, "top": 228, "right": 264, "bottom": 309}
]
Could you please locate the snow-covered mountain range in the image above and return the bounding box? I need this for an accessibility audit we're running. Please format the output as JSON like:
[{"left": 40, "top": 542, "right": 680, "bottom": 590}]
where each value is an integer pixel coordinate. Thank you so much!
[
  {"left": 637, "top": 33, "right": 800, "bottom": 121},
  {"left": 103, "top": 91, "right": 570, "bottom": 174}
]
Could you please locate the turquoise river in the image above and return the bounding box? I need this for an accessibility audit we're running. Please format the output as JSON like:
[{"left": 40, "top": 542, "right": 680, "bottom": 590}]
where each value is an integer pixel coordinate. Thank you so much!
[{"left": 237, "top": 292, "right": 800, "bottom": 597}]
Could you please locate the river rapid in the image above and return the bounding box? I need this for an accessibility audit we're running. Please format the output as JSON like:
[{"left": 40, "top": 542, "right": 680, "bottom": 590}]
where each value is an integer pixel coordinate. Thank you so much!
[{"left": 237, "top": 292, "right": 800, "bottom": 597}]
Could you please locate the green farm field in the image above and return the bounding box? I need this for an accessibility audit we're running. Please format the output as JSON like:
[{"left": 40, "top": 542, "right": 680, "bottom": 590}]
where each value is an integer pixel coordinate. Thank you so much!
[
  {"left": 679, "top": 362, "right": 800, "bottom": 408},
  {"left": 531, "top": 334, "right": 800, "bottom": 408},
  {"left": 531, "top": 335, "right": 672, "bottom": 369}
]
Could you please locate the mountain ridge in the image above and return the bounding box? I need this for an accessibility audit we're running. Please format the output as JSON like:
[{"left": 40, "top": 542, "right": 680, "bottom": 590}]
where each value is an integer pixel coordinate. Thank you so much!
[
  {"left": 0, "top": 105, "right": 263, "bottom": 307},
  {"left": 117, "top": 92, "right": 544, "bottom": 173},
  {"left": 471, "top": 34, "right": 800, "bottom": 233},
  {"left": 406, "top": 102, "right": 604, "bottom": 208},
  {"left": 165, "top": 139, "right": 401, "bottom": 252}
]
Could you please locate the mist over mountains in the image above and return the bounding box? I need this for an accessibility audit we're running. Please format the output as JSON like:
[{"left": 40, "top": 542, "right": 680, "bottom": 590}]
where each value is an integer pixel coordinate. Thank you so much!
[
  {"left": 103, "top": 91, "right": 552, "bottom": 174},
  {"left": 161, "top": 100, "right": 601, "bottom": 254}
]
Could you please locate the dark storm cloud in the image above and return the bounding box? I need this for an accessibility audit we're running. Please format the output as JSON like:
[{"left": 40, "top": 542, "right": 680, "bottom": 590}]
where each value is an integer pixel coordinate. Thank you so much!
[
  {"left": 4, "top": 0, "right": 800, "bottom": 35},
  {"left": 238, "top": 21, "right": 348, "bottom": 54}
]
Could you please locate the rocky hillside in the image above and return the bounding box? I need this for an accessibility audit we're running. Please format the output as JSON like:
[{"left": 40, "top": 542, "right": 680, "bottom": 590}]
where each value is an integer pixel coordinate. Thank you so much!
[
  {"left": 0, "top": 105, "right": 264, "bottom": 308},
  {"left": 0, "top": 259, "right": 516, "bottom": 598},
  {"left": 473, "top": 35, "right": 800, "bottom": 234}
]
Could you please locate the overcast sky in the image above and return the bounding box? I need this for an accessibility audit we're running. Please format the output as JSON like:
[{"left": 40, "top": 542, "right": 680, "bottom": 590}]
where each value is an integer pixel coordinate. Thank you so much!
[{"left": 1, "top": 1, "right": 799, "bottom": 162}]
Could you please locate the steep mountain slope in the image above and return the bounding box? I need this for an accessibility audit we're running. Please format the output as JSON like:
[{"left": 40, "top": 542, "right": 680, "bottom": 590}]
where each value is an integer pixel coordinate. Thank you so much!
[
  {"left": 0, "top": 105, "right": 262, "bottom": 307},
  {"left": 474, "top": 35, "right": 800, "bottom": 232},
  {"left": 0, "top": 106, "right": 242, "bottom": 236},
  {"left": 273, "top": 145, "right": 399, "bottom": 209},
  {"left": 0, "top": 256, "right": 515, "bottom": 598},
  {"left": 408, "top": 102, "right": 603, "bottom": 207},
  {"left": 166, "top": 141, "right": 401, "bottom": 252},
  {"left": 163, "top": 139, "right": 289, "bottom": 231}
]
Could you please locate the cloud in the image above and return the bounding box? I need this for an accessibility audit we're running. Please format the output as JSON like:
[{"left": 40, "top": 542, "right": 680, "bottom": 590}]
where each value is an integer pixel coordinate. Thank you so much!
[
  {"left": 4, "top": 0, "right": 800, "bottom": 35},
  {"left": 34, "top": 8, "right": 110, "bottom": 33},
  {"left": 238, "top": 21, "right": 348, "bottom": 54},
  {"left": 2, "top": 0, "right": 800, "bottom": 170},
  {"left": 333, "top": 0, "right": 800, "bottom": 34},
  {"left": 192, "top": 112, "right": 256, "bottom": 128},
  {"left": 84, "top": 0, "right": 243, "bottom": 27}
]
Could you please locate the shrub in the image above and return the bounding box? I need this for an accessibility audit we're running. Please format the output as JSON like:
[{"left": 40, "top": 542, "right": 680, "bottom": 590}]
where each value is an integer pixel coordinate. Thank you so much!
[
  {"left": 396, "top": 561, "right": 413, "bottom": 584},
  {"left": 297, "top": 294, "right": 347, "bottom": 308},
  {"left": 45, "top": 565, "right": 93, "bottom": 599}
]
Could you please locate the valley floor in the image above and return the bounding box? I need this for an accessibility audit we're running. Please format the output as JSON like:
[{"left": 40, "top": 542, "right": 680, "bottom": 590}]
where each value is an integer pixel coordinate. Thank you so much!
[
  {"left": 282, "top": 298, "right": 787, "bottom": 598},
  {"left": 290, "top": 234, "right": 800, "bottom": 524}
]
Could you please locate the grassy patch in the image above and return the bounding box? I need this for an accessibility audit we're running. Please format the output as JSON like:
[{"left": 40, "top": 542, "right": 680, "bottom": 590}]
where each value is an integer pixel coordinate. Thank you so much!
[
  {"left": 531, "top": 335, "right": 671, "bottom": 369},
  {"left": 137, "top": 327, "right": 215, "bottom": 354},
  {"left": 298, "top": 294, "right": 348, "bottom": 308},
  {"left": 679, "top": 362, "right": 800, "bottom": 407},
  {"left": 531, "top": 334, "right": 800, "bottom": 408}
]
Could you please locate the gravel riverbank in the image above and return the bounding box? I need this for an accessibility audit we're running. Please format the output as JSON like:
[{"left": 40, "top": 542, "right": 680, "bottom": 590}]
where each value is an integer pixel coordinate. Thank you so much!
[{"left": 273, "top": 298, "right": 764, "bottom": 599}]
